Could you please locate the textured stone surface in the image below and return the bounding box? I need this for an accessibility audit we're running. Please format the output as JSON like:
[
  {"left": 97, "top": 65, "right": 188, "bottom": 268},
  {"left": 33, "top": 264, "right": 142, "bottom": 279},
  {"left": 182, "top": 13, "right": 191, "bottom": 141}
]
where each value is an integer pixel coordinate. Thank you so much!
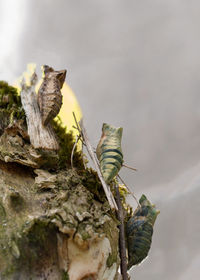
[
  {"left": 0, "top": 161, "right": 120, "bottom": 279},
  {"left": 0, "top": 116, "right": 120, "bottom": 279}
]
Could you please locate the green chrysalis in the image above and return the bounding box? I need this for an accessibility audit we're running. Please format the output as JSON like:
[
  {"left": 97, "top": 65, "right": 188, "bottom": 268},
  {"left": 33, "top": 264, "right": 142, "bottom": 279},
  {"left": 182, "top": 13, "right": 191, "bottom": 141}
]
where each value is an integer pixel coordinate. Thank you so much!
[
  {"left": 126, "top": 194, "right": 160, "bottom": 269},
  {"left": 96, "top": 123, "right": 123, "bottom": 183}
]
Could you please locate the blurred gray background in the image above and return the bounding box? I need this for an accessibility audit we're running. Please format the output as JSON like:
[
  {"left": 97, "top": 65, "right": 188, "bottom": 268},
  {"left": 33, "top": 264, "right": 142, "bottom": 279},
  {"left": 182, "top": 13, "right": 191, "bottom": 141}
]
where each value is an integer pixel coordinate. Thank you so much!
[{"left": 0, "top": 0, "right": 200, "bottom": 279}]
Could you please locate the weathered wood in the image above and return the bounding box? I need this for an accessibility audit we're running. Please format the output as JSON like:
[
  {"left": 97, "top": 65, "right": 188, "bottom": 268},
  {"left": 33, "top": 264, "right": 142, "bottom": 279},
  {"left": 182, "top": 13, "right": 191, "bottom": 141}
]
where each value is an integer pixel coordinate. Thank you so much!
[
  {"left": 0, "top": 91, "right": 120, "bottom": 279},
  {"left": 20, "top": 71, "right": 59, "bottom": 150},
  {"left": 0, "top": 163, "right": 120, "bottom": 279},
  {"left": 0, "top": 72, "right": 137, "bottom": 280}
]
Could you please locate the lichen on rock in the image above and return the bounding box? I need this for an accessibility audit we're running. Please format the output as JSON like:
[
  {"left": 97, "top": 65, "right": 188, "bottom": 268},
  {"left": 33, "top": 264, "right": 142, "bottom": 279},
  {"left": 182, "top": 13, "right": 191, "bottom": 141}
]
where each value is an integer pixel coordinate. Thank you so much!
[
  {"left": 0, "top": 162, "right": 120, "bottom": 279},
  {"left": 0, "top": 74, "right": 160, "bottom": 280},
  {"left": 0, "top": 81, "right": 121, "bottom": 280}
]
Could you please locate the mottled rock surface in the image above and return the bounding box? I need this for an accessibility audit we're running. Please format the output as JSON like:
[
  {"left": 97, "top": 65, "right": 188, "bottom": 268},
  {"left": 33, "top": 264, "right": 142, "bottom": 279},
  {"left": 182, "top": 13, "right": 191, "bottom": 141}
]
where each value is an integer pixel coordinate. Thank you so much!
[{"left": 0, "top": 81, "right": 120, "bottom": 280}]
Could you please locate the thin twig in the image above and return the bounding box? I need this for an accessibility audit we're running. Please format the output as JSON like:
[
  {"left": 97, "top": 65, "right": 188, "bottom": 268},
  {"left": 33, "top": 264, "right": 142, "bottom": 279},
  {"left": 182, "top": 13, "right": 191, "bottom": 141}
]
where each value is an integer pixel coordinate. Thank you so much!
[
  {"left": 79, "top": 119, "right": 118, "bottom": 210},
  {"left": 115, "top": 184, "right": 128, "bottom": 280},
  {"left": 117, "top": 174, "right": 139, "bottom": 207},
  {"left": 72, "top": 113, "right": 85, "bottom": 146},
  {"left": 123, "top": 164, "right": 137, "bottom": 171},
  {"left": 71, "top": 135, "right": 79, "bottom": 169},
  {"left": 72, "top": 112, "right": 82, "bottom": 134}
]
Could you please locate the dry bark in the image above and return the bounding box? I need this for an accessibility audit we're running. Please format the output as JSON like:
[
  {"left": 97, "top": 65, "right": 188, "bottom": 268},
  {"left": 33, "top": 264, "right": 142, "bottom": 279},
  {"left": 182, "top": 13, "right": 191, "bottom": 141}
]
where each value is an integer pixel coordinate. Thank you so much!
[
  {"left": 20, "top": 71, "right": 59, "bottom": 150},
  {"left": 0, "top": 76, "right": 121, "bottom": 279}
]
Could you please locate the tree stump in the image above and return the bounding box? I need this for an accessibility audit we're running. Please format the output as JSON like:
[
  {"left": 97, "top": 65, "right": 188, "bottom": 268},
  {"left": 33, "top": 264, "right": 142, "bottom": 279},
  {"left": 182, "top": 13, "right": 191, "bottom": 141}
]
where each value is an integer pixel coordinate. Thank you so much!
[{"left": 0, "top": 77, "right": 121, "bottom": 280}]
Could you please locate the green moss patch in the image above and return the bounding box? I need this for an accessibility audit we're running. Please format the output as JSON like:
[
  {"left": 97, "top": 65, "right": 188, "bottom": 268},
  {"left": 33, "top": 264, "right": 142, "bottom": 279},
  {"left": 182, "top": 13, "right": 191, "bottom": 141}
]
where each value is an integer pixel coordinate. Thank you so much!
[
  {"left": 52, "top": 117, "right": 84, "bottom": 170},
  {"left": 0, "top": 81, "right": 25, "bottom": 121}
]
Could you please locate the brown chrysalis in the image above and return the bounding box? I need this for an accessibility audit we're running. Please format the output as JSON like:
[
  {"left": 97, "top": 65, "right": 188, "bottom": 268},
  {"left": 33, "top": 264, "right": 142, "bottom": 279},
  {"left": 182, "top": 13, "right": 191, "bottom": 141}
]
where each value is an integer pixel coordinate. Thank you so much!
[{"left": 37, "top": 65, "right": 67, "bottom": 126}]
